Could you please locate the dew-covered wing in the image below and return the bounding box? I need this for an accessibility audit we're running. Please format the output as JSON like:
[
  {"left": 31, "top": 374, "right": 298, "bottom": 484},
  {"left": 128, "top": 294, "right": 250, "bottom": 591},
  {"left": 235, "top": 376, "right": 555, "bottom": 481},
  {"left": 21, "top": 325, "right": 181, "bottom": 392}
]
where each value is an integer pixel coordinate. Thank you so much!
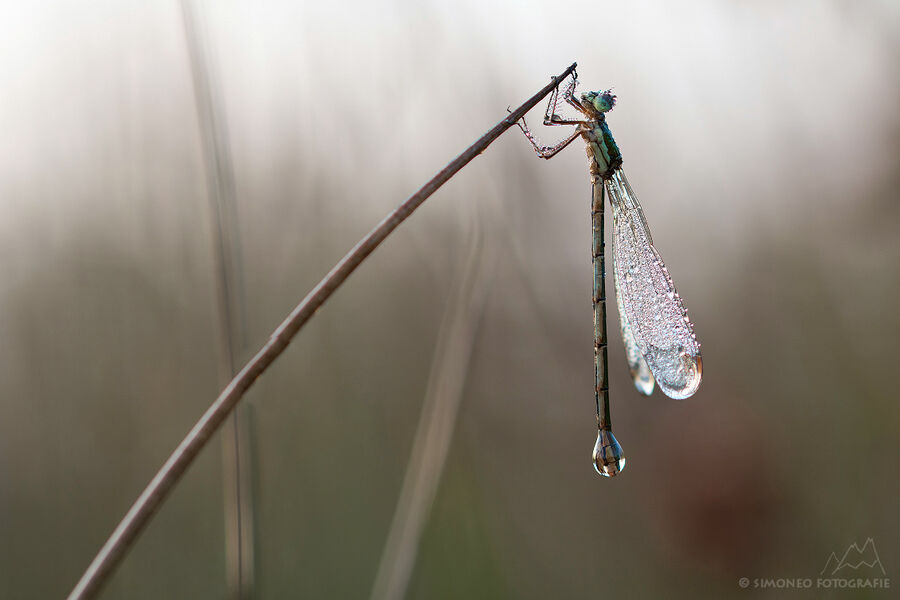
[
  {"left": 614, "top": 272, "right": 655, "bottom": 396},
  {"left": 606, "top": 170, "right": 701, "bottom": 399}
]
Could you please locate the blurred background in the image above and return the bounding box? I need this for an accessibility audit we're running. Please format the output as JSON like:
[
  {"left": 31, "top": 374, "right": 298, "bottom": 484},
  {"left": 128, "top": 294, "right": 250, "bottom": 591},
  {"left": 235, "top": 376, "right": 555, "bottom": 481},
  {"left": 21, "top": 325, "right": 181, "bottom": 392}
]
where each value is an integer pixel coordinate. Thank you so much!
[{"left": 1, "top": 1, "right": 898, "bottom": 598}]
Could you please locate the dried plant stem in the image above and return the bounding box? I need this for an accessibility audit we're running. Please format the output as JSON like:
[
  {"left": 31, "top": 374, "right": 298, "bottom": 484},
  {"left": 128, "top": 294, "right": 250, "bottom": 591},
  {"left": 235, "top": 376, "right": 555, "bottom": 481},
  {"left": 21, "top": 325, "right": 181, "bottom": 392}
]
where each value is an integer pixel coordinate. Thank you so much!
[
  {"left": 180, "top": 2, "right": 256, "bottom": 598},
  {"left": 369, "top": 200, "right": 496, "bottom": 600},
  {"left": 67, "top": 62, "right": 577, "bottom": 600}
]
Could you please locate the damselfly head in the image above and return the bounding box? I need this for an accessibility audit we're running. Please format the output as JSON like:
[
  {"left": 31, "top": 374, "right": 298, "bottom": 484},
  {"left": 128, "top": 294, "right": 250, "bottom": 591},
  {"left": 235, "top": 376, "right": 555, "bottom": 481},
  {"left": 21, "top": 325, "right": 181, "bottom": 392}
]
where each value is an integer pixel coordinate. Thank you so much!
[{"left": 580, "top": 89, "right": 616, "bottom": 115}]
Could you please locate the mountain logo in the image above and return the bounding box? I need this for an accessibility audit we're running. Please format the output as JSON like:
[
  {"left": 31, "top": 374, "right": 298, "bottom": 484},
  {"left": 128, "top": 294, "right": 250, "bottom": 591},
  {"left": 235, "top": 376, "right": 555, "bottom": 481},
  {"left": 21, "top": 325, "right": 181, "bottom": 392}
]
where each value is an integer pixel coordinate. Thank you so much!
[{"left": 820, "top": 538, "right": 886, "bottom": 576}]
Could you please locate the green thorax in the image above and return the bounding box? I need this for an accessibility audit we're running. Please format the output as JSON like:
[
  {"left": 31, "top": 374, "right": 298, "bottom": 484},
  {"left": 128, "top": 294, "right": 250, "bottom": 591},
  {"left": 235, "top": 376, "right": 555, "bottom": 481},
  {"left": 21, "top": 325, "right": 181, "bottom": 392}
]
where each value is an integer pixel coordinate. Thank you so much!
[{"left": 585, "top": 116, "right": 622, "bottom": 181}]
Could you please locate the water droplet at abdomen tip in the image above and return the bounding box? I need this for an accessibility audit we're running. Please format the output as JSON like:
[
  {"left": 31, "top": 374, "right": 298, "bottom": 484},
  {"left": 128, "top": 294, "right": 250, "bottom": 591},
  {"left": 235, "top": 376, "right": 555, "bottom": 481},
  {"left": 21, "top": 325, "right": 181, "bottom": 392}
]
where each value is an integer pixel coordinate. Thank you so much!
[{"left": 593, "top": 430, "right": 626, "bottom": 477}]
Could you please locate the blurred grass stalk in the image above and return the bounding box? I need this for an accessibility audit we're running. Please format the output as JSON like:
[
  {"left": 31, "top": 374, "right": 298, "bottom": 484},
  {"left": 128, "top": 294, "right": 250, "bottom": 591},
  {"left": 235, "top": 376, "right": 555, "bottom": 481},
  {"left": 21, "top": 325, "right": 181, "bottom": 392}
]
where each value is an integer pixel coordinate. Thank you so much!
[
  {"left": 369, "top": 200, "right": 496, "bottom": 600},
  {"left": 67, "top": 62, "right": 578, "bottom": 600},
  {"left": 180, "top": 1, "right": 256, "bottom": 598}
]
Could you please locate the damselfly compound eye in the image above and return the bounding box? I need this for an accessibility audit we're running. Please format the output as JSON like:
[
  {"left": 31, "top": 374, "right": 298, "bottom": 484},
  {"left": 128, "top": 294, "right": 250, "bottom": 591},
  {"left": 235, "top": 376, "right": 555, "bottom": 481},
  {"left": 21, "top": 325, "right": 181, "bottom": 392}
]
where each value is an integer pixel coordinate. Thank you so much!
[{"left": 592, "top": 90, "right": 616, "bottom": 113}]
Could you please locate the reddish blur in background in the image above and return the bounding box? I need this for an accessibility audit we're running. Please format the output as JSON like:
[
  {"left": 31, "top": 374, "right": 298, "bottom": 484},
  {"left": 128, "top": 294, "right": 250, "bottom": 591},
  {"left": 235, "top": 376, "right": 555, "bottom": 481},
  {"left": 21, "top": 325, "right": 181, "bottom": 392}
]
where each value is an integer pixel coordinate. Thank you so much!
[{"left": 1, "top": 1, "right": 898, "bottom": 598}]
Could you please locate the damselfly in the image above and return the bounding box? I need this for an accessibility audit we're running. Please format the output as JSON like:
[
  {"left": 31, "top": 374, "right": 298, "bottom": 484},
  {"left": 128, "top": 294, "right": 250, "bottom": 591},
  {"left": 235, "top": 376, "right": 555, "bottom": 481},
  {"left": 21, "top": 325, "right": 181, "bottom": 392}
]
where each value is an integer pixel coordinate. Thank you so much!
[{"left": 517, "top": 72, "right": 702, "bottom": 477}]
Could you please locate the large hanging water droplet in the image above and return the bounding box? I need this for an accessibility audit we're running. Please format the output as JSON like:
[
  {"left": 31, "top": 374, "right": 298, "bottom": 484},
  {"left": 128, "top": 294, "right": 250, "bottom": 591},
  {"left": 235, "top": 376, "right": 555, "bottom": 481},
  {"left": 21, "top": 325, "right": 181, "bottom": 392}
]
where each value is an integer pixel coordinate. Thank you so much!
[
  {"left": 645, "top": 348, "right": 702, "bottom": 399},
  {"left": 593, "top": 429, "right": 625, "bottom": 477}
]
